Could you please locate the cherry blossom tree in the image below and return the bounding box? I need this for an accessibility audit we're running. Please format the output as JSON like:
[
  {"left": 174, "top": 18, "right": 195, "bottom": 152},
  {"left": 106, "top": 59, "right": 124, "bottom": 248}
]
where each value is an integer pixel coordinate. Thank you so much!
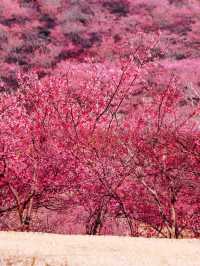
[{"left": 0, "top": 51, "right": 199, "bottom": 237}]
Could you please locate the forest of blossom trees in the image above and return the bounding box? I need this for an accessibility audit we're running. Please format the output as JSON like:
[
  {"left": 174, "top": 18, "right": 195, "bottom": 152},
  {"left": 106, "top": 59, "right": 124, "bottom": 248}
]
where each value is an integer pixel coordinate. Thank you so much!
[{"left": 0, "top": 0, "right": 200, "bottom": 238}]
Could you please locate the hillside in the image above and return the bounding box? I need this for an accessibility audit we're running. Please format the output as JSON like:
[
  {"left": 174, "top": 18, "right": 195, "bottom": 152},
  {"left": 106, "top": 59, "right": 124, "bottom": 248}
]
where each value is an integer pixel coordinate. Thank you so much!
[{"left": 0, "top": 0, "right": 199, "bottom": 91}]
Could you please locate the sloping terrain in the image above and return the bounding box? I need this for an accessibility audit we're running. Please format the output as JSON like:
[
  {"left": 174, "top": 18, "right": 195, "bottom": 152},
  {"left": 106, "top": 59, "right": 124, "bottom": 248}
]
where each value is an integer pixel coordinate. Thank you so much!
[
  {"left": 0, "top": 0, "right": 199, "bottom": 91},
  {"left": 0, "top": 232, "right": 200, "bottom": 265}
]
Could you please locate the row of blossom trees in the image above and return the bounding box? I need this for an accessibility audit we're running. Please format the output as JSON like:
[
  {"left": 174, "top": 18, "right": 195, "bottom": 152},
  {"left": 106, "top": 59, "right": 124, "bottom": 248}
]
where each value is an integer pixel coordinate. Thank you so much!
[{"left": 0, "top": 54, "right": 199, "bottom": 237}]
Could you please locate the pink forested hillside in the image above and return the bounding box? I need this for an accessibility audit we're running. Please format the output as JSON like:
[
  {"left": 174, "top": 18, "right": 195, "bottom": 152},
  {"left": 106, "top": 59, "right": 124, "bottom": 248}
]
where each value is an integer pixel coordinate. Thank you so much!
[{"left": 0, "top": 0, "right": 199, "bottom": 90}]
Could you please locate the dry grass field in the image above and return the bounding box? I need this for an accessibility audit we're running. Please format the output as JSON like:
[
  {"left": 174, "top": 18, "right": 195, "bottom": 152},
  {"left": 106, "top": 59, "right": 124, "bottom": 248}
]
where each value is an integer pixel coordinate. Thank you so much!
[{"left": 0, "top": 232, "right": 200, "bottom": 266}]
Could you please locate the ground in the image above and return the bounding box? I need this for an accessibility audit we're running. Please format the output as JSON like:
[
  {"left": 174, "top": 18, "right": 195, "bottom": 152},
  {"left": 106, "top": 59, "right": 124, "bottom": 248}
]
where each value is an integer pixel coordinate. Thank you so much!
[{"left": 0, "top": 232, "right": 199, "bottom": 265}]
